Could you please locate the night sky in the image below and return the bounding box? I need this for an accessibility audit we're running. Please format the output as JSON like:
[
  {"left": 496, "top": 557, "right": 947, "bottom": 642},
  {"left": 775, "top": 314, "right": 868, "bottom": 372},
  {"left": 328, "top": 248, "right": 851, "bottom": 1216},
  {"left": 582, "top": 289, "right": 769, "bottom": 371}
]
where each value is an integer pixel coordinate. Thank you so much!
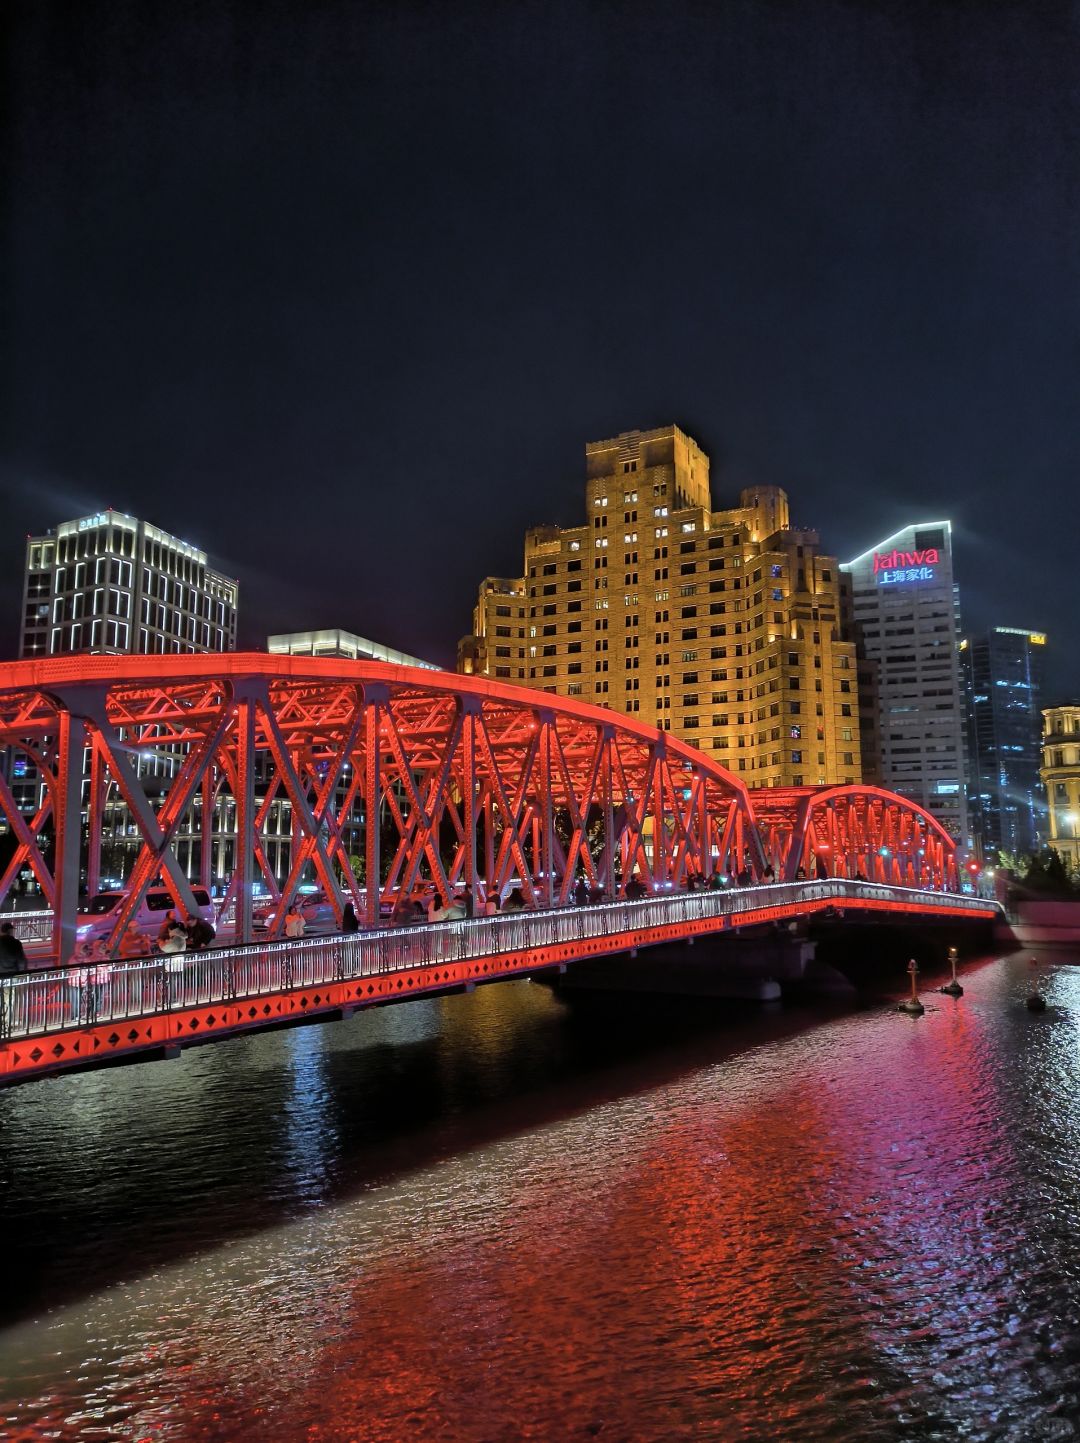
[{"left": 3, "top": 1, "right": 1078, "bottom": 694}]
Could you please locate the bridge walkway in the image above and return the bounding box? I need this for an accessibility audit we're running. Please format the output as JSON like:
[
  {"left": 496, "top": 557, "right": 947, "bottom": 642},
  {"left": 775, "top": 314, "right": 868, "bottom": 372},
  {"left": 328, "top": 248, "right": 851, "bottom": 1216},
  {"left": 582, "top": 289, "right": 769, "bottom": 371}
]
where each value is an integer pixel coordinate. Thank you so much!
[{"left": 0, "top": 880, "right": 999, "bottom": 1085}]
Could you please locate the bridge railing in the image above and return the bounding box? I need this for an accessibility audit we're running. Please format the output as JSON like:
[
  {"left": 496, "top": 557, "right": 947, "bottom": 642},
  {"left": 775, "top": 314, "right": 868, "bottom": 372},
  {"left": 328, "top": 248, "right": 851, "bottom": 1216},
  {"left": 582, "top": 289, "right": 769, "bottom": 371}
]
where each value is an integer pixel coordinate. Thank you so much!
[
  {"left": 1, "top": 909, "right": 58, "bottom": 943},
  {"left": 0, "top": 881, "right": 998, "bottom": 1043}
]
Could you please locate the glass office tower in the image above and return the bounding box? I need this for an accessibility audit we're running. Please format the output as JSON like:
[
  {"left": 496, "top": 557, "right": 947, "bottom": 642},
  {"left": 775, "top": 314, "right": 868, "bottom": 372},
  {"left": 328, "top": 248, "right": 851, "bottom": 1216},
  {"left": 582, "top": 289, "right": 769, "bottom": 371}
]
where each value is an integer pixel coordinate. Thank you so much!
[{"left": 962, "top": 627, "right": 1047, "bottom": 858}]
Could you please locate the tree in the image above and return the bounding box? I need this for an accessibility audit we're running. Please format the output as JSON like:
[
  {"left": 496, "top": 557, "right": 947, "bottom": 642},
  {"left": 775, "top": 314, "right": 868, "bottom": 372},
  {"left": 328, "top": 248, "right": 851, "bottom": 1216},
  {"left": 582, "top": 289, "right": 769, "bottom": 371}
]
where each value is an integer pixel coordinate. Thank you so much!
[{"left": 1022, "top": 848, "right": 1078, "bottom": 896}]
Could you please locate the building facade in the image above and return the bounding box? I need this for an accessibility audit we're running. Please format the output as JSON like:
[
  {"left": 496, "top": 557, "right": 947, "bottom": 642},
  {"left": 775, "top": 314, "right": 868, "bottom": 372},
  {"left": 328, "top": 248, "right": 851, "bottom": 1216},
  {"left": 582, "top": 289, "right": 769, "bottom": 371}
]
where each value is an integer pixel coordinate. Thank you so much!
[
  {"left": 268, "top": 629, "right": 438, "bottom": 670},
  {"left": 9, "top": 511, "right": 238, "bottom": 890},
  {"left": 21, "top": 510, "right": 238, "bottom": 659},
  {"left": 841, "top": 522, "right": 968, "bottom": 842},
  {"left": 1040, "top": 705, "right": 1080, "bottom": 872},
  {"left": 961, "top": 627, "right": 1047, "bottom": 859},
  {"left": 458, "top": 424, "right": 861, "bottom": 788}
]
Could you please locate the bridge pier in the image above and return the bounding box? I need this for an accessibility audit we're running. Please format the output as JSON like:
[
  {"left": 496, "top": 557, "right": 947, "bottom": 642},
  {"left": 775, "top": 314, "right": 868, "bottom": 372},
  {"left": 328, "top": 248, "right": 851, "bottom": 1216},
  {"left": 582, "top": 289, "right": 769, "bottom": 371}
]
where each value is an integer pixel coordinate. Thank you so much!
[
  {"left": 553, "top": 928, "right": 819, "bottom": 1004},
  {"left": 809, "top": 915, "right": 999, "bottom": 989}
]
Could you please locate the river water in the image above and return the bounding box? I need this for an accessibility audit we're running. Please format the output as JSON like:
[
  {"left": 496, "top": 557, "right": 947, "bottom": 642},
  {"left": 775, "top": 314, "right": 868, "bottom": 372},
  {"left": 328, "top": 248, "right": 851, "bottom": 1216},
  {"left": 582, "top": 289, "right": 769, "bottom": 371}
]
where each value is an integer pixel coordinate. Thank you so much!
[{"left": 2, "top": 950, "right": 1080, "bottom": 1442}]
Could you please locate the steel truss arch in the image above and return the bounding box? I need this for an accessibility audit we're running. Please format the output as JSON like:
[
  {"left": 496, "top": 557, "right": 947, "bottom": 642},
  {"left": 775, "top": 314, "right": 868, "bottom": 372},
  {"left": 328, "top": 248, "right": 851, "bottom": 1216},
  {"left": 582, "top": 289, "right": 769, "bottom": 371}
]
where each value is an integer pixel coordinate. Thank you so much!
[
  {"left": 0, "top": 655, "right": 767, "bottom": 962},
  {"left": 748, "top": 784, "right": 959, "bottom": 891}
]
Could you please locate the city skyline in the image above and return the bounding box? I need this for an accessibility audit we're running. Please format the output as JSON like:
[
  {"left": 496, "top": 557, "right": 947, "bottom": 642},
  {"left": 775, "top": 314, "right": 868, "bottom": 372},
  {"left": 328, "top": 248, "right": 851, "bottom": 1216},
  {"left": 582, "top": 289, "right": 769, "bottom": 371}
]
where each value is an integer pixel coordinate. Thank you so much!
[
  {"left": 3, "top": 3, "right": 1077, "bottom": 695},
  {"left": 4, "top": 6, "right": 1080, "bottom": 1435},
  {"left": 5, "top": 450, "right": 1076, "bottom": 702}
]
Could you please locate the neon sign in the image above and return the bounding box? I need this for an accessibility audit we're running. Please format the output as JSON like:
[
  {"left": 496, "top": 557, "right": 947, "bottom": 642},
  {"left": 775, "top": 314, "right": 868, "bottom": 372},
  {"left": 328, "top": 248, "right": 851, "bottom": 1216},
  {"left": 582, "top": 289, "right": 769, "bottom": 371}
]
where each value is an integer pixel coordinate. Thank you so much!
[
  {"left": 873, "top": 547, "right": 939, "bottom": 585},
  {"left": 77, "top": 513, "right": 111, "bottom": 532}
]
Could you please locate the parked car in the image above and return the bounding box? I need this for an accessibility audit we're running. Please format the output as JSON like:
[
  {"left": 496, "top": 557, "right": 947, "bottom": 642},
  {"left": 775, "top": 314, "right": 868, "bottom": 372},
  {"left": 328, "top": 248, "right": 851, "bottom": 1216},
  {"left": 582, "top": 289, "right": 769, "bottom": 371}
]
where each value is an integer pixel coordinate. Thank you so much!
[
  {"left": 253, "top": 891, "right": 334, "bottom": 933},
  {"left": 76, "top": 887, "right": 215, "bottom": 947},
  {"left": 253, "top": 890, "right": 392, "bottom": 933}
]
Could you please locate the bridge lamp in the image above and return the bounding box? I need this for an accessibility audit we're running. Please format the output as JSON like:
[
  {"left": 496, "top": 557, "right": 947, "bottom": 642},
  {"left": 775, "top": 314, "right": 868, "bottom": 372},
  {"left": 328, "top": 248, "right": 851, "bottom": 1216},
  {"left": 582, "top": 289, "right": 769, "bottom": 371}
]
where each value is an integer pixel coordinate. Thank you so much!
[{"left": 879, "top": 847, "right": 890, "bottom": 857}]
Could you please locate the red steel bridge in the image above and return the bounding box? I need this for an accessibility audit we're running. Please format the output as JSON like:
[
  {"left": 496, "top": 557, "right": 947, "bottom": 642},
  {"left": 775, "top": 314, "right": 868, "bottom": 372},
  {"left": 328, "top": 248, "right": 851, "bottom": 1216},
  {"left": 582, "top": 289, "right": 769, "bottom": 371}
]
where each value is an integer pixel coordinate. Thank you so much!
[{"left": 0, "top": 655, "right": 994, "bottom": 1085}]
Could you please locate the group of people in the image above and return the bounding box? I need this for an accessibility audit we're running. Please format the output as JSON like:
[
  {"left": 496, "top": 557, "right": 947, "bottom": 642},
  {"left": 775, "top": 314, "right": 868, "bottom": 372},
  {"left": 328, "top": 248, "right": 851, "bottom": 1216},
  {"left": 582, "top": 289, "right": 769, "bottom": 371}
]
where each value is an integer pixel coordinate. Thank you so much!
[
  {"left": 3, "top": 858, "right": 798, "bottom": 978},
  {"left": 74, "top": 909, "right": 218, "bottom": 967},
  {"left": 156, "top": 909, "right": 217, "bottom": 955},
  {"left": 385, "top": 886, "right": 530, "bottom": 928}
]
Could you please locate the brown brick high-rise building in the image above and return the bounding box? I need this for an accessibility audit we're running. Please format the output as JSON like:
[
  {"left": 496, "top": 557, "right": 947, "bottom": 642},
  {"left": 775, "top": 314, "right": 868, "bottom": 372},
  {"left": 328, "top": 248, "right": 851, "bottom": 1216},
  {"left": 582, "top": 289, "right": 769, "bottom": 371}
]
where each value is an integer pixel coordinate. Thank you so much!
[{"left": 458, "top": 424, "right": 861, "bottom": 788}]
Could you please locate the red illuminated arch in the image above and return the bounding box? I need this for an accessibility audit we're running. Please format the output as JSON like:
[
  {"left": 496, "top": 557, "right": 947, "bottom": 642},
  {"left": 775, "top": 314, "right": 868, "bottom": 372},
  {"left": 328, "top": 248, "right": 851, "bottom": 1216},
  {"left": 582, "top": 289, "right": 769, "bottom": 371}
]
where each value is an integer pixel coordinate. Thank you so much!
[
  {"left": 748, "top": 783, "right": 959, "bottom": 891},
  {"left": 0, "top": 655, "right": 766, "bottom": 960}
]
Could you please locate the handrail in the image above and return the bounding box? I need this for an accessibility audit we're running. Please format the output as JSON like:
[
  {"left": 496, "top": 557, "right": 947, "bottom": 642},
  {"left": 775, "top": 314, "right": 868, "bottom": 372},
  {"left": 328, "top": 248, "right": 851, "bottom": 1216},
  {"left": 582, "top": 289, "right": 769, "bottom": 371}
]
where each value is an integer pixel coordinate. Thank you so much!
[
  {"left": 0, "top": 909, "right": 56, "bottom": 943},
  {"left": 0, "top": 881, "right": 999, "bottom": 1043}
]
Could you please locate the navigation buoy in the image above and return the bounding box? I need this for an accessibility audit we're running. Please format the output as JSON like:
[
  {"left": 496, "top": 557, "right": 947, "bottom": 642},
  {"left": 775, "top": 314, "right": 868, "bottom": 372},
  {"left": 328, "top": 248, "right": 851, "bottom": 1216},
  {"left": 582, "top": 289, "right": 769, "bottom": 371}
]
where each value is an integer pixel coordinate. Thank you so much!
[
  {"left": 940, "top": 945, "right": 963, "bottom": 997},
  {"left": 900, "top": 958, "right": 925, "bottom": 1015},
  {"left": 1026, "top": 956, "right": 1047, "bottom": 1011}
]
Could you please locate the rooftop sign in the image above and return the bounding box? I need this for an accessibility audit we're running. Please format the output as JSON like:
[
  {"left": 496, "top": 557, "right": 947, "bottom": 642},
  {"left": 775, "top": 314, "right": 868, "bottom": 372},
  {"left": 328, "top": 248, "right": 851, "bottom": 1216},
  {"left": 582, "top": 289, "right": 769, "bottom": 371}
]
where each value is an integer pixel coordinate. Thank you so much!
[{"left": 873, "top": 547, "right": 939, "bottom": 585}]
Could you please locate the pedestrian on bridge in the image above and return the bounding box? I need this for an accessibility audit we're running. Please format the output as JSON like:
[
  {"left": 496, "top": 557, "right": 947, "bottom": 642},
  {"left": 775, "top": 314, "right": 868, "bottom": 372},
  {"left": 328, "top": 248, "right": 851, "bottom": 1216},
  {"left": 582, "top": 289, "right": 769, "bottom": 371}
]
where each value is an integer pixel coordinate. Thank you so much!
[
  {"left": 186, "top": 915, "right": 216, "bottom": 951},
  {"left": 341, "top": 901, "right": 359, "bottom": 934},
  {"left": 158, "top": 913, "right": 187, "bottom": 955},
  {"left": 284, "top": 904, "right": 306, "bottom": 939},
  {"left": 573, "top": 876, "right": 589, "bottom": 906},
  {"left": 74, "top": 938, "right": 112, "bottom": 1016},
  {"left": 119, "top": 924, "right": 149, "bottom": 959},
  {"left": 0, "top": 921, "right": 27, "bottom": 975}
]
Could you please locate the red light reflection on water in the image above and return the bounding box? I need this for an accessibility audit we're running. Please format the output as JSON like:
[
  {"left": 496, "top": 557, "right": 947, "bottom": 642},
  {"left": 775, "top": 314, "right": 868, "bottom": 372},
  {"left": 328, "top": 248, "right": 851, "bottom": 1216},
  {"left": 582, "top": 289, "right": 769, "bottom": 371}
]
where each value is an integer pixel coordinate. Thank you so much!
[{"left": 28, "top": 971, "right": 1047, "bottom": 1443}]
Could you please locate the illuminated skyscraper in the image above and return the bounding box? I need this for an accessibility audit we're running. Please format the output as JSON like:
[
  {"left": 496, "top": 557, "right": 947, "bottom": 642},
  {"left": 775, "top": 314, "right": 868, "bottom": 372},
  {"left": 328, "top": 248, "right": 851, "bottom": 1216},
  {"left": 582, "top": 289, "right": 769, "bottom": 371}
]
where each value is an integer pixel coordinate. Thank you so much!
[
  {"left": 961, "top": 628, "right": 1046, "bottom": 858},
  {"left": 841, "top": 522, "right": 968, "bottom": 842},
  {"left": 11, "top": 512, "right": 238, "bottom": 876},
  {"left": 20, "top": 510, "right": 237, "bottom": 658},
  {"left": 459, "top": 424, "right": 861, "bottom": 788}
]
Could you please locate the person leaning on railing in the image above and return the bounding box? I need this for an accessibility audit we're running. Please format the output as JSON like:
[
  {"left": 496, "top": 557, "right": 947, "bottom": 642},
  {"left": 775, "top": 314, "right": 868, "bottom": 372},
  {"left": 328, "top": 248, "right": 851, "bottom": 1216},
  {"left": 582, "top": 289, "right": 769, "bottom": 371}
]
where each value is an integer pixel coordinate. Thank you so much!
[
  {"left": 73, "top": 938, "right": 112, "bottom": 1012},
  {"left": 157, "top": 912, "right": 188, "bottom": 955},
  {"left": 186, "top": 915, "right": 217, "bottom": 951},
  {"left": 119, "top": 923, "right": 150, "bottom": 959},
  {"left": 0, "top": 921, "right": 28, "bottom": 976}
]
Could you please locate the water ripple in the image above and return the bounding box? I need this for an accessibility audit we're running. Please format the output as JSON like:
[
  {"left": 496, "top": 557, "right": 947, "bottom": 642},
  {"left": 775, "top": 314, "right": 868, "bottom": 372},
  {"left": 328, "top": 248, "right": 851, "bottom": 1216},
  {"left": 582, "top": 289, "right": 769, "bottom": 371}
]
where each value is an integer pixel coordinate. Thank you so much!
[{"left": 3, "top": 954, "right": 1080, "bottom": 1440}]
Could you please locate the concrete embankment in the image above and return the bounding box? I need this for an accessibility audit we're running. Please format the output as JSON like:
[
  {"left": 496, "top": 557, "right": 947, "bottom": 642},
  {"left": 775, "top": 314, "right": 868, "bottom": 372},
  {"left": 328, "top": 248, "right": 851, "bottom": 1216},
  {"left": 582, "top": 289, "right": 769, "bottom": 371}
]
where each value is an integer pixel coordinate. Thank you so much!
[{"left": 1000, "top": 900, "right": 1080, "bottom": 950}]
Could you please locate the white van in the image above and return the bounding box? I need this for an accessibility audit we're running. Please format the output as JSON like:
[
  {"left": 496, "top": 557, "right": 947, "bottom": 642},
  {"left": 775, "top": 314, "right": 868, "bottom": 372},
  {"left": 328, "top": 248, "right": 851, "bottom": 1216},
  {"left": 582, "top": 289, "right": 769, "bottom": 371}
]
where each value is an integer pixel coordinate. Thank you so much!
[{"left": 76, "top": 887, "right": 215, "bottom": 946}]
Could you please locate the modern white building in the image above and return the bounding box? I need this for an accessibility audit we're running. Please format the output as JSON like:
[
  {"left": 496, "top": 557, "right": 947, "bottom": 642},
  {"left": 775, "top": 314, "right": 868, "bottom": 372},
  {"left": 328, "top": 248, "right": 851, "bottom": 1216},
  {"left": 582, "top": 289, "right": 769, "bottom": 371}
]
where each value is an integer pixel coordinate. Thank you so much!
[
  {"left": 841, "top": 521, "right": 969, "bottom": 843},
  {"left": 267, "top": 629, "right": 438, "bottom": 669},
  {"left": 21, "top": 510, "right": 238, "bottom": 659},
  {"left": 10, "top": 512, "right": 239, "bottom": 881}
]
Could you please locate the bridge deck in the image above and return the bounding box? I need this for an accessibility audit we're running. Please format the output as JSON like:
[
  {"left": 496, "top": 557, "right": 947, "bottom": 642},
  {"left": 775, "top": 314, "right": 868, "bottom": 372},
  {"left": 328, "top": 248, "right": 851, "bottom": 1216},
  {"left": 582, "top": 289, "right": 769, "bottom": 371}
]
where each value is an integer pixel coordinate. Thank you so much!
[{"left": 0, "top": 881, "right": 999, "bottom": 1085}]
